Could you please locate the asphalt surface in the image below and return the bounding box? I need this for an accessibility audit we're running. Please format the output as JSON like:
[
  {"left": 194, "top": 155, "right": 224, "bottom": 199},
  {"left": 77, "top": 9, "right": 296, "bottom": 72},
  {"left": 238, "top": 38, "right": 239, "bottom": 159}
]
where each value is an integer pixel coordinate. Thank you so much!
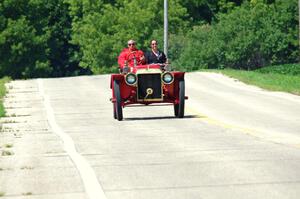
[{"left": 1, "top": 72, "right": 300, "bottom": 199}]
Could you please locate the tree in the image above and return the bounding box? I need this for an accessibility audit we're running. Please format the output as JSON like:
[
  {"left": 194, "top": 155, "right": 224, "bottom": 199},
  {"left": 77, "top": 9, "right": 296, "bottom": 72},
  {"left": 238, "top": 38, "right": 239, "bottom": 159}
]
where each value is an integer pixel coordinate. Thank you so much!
[
  {"left": 299, "top": 0, "right": 300, "bottom": 60},
  {"left": 67, "top": 0, "right": 189, "bottom": 73},
  {"left": 174, "top": 0, "right": 298, "bottom": 70},
  {"left": 0, "top": 0, "right": 81, "bottom": 78},
  {"left": 0, "top": 13, "right": 51, "bottom": 78},
  {"left": 179, "top": 0, "right": 245, "bottom": 25}
]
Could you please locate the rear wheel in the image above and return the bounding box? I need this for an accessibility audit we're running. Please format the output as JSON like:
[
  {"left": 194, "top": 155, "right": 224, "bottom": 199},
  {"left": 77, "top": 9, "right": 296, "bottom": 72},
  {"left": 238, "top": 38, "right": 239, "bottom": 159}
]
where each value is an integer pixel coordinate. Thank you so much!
[
  {"left": 114, "top": 80, "right": 123, "bottom": 121},
  {"left": 175, "top": 80, "right": 185, "bottom": 118}
]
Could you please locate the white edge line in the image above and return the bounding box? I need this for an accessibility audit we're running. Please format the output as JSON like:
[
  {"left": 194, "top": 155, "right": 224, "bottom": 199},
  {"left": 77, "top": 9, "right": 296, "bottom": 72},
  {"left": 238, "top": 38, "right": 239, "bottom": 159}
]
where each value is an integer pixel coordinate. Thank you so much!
[{"left": 37, "top": 79, "right": 107, "bottom": 199}]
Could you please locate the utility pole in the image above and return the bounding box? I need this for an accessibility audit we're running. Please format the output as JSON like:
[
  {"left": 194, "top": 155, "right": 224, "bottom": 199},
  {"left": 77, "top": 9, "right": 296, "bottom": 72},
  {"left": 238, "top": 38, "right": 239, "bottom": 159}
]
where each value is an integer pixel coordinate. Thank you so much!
[{"left": 164, "top": 0, "right": 168, "bottom": 58}]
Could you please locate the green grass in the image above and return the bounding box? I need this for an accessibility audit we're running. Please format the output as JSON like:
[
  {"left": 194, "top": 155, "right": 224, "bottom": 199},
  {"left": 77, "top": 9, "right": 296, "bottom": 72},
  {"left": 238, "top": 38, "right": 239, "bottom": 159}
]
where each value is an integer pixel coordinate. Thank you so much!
[
  {"left": 1, "top": 150, "right": 14, "bottom": 156},
  {"left": 0, "top": 77, "right": 10, "bottom": 117},
  {"left": 22, "top": 192, "right": 32, "bottom": 196},
  {"left": 204, "top": 65, "right": 300, "bottom": 95},
  {"left": 256, "top": 63, "right": 300, "bottom": 76},
  {"left": 4, "top": 144, "right": 13, "bottom": 148}
]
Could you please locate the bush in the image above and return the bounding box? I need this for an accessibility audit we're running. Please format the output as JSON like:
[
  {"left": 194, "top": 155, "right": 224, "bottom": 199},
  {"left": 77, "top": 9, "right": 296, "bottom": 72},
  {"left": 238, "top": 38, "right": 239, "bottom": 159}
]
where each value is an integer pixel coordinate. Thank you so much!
[
  {"left": 0, "top": 77, "right": 10, "bottom": 117},
  {"left": 173, "top": 0, "right": 298, "bottom": 71}
]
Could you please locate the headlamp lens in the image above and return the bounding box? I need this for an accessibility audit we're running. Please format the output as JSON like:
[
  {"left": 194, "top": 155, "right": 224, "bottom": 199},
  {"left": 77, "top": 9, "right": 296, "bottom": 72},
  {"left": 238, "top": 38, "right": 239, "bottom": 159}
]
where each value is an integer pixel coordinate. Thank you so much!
[
  {"left": 126, "top": 73, "right": 137, "bottom": 85},
  {"left": 162, "top": 72, "right": 173, "bottom": 84}
]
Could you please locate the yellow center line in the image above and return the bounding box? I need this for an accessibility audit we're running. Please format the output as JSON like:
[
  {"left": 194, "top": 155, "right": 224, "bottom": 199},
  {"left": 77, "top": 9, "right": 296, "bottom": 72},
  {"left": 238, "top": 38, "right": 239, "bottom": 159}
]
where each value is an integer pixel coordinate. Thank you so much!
[{"left": 186, "top": 106, "right": 300, "bottom": 149}]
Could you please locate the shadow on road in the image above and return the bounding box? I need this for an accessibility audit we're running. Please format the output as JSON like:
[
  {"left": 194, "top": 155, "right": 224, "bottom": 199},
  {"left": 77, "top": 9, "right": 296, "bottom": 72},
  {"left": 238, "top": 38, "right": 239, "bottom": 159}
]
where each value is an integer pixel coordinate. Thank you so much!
[{"left": 124, "top": 114, "right": 202, "bottom": 121}]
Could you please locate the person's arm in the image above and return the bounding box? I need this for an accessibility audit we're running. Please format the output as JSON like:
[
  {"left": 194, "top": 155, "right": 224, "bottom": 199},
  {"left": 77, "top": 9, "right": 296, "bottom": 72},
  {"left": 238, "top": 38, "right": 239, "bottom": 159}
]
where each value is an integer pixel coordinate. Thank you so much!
[
  {"left": 118, "top": 50, "right": 128, "bottom": 68},
  {"left": 144, "top": 51, "right": 149, "bottom": 64},
  {"left": 161, "top": 51, "right": 167, "bottom": 63},
  {"left": 137, "top": 50, "right": 146, "bottom": 65}
]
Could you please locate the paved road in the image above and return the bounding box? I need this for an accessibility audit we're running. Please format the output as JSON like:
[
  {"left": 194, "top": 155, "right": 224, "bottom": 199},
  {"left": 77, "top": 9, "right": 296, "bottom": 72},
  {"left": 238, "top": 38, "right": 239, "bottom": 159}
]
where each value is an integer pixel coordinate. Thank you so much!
[{"left": 1, "top": 72, "right": 300, "bottom": 199}]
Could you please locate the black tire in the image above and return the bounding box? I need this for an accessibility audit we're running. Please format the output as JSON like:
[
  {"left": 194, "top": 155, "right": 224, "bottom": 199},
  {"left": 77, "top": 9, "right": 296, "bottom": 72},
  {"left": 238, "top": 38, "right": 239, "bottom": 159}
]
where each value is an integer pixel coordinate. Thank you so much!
[
  {"left": 174, "top": 104, "right": 179, "bottom": 117},
  {"left": 177, "top": 80, "right": 185, "bottom": 118},
  {"left": 114, "top": 80, "right": 123, "bottom": 121},
  {"left": 113, "top": 103, "right": 117, "bottom": 119}
]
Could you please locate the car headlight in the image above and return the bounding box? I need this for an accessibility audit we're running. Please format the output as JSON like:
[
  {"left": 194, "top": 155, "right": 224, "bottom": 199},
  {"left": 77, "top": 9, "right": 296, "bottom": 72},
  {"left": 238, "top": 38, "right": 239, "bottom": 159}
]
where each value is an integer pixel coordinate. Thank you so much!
[
  {"left": 125, "top": 73, "right": 137, "bottom": 85},
  {"left": 162, "top": 72, "right": 174, "bottom": 84}
]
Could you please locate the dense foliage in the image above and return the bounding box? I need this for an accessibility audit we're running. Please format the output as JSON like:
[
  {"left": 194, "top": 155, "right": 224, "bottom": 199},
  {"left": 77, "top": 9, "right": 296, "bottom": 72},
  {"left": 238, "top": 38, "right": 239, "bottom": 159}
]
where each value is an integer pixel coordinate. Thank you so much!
[
  {"left": 0, "top": 0, "right": 299, "bottom": 78},
  {"left": 174, "top": 0, "right": 299, "bottom": 70},
  {"left": 0, "top": 0, "right": 83, "bottom": 78},
  {"left": 67, "top": 0, "right": 189, "bottom": 73}
]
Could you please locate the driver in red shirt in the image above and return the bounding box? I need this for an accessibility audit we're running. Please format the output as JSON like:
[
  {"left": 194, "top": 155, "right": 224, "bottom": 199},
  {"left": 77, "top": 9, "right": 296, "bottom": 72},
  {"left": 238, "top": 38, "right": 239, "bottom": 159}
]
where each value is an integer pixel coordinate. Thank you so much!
[{"left": 118, "top": 39, "right": 145, "bottom": 72}]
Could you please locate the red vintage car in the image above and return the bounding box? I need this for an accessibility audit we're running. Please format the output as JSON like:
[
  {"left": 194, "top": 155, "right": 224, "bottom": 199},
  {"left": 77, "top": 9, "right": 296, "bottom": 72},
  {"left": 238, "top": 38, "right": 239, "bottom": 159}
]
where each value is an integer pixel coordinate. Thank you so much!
[{"left": 110, "top": 63, "right": 187, "bottom": 121}]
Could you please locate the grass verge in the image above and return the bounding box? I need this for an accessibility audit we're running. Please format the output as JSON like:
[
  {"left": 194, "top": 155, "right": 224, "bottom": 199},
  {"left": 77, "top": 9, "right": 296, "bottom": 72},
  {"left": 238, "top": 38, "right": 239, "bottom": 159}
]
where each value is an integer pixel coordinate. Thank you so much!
[
  {"left": 0, "top": 77, "right": 10, "bottom": 117},
  {"left": 205, "top": 68, "right": 300, "bottom": 95}
]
